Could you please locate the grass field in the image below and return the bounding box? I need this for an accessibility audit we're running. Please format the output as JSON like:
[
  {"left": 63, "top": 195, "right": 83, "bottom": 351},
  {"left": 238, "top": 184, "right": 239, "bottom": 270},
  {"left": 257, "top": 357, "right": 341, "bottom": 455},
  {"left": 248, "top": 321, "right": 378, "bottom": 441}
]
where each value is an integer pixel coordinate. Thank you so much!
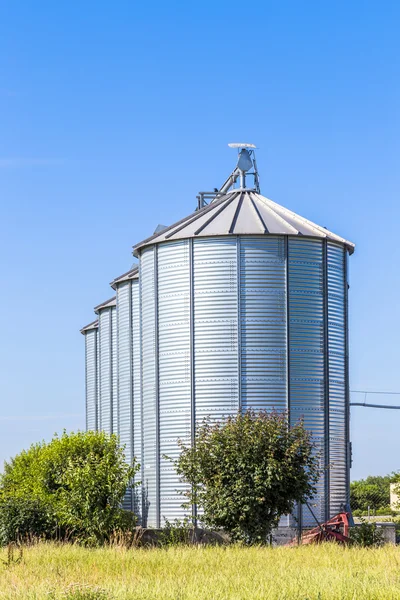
[{"left": 0, "top": 542, "right": 399, "bottom": 599}]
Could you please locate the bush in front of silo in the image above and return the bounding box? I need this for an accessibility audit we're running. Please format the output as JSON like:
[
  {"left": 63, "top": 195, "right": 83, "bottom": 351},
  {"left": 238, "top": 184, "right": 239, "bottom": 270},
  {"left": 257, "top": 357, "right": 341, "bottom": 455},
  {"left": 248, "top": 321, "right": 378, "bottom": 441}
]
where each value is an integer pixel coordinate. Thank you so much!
[
  {"left": 0, "top": 430, "right": 139, "bottom": 545},
  {"left": 0, "top": 496, "right": 56, "bottom": 545},
  {"left": 349, "top": 519, "right": 384, "bottom": 547},
  {"left": 174, "top": 409, "right": 320, "bottom": 545}
]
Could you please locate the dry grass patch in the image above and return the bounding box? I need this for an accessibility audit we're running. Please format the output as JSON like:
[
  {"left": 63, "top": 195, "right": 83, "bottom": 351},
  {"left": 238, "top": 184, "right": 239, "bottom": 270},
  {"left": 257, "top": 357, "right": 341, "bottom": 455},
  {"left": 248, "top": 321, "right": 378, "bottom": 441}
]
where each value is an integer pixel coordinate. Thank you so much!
[{"left": 0, "top": 542, "right": 399, "bottom": 599}]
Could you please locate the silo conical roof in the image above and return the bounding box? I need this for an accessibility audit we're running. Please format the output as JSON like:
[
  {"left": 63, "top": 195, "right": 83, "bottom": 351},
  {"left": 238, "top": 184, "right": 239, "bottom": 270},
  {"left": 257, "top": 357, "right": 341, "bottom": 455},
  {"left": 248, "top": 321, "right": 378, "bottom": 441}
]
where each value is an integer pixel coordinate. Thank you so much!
[
  {"left": 93, "top": 296, "right": 116, "bottom": 312},
  {"left": 110, "top": 266, "right": 139, "bottom": 289},
  {"left": 133, "top": 190, "right": 355, "bottom": 256}
]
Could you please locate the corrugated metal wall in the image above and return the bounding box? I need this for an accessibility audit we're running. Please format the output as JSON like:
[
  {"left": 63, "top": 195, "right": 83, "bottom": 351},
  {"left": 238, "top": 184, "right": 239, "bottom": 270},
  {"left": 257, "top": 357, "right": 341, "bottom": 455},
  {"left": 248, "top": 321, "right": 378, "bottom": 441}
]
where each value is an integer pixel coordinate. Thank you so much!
[
  {"left": 98, "top": 308, "right": 113, "bottom": 434},
  {"left": 117, "top": 282, "right": 133, "bottom": 511},
  {"left": 138, "top": 235, "right": 349, "bottom": 528},
  {"left": 83, "top": 234, "right": 349, "bottom": 528},
  {"left": 131, "top": 280, "right": 142, "bottom": 517},
  {"left": 158, "top": 240, "right": 191, "bottom": 524},
  {"left": 288, "top": 238, "right": 325, "bottom": 526},
  {"left": 193, "top": 238, "right": 239, "bottom": 423},
  {"left": 239, "top": 236, "right": 287, "bottom": 412},
  {"left": 84, "top": 327, "right": 98, "bottom": 431},
  {"left": 140, "top": 247, "right": 158, "bottom": 527},
  {"left": 116, "top": 279, "right": 141, "bottom": 515},
  {"left": 327, "top": 242, "right": 347, "bottom": 515},
  {"left": 112, "top": 308, "right": 118, "bottom": 435}
]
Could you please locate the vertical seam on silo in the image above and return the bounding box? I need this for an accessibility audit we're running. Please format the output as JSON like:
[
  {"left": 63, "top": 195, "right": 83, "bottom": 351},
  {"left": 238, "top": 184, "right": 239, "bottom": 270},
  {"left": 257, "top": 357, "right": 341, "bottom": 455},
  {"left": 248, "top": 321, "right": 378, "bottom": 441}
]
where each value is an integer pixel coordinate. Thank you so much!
[
  {"left": 95, "top": 329, "right": 98, "bottom": 431},
  {"left": 323, "top": 240, "right": 330, "bottom": 521},
  {"left": 139, "top": 257, "right": 145, "bottom": 525},
  {"left": 189, "top": 238, "right": 196, "bottom": 523},
  {"left": 98, "top": 316, "right": 102, "bottom": 431},
  {"left": 286, "top": 237, "right": 290, "bottom": 423},
  {"left": 344, "top": 249, "right": 350, "bottom": 506},
  {"left": 237, "top": 236, "right": 242, "bottom": 412},
  {"left": 128, "top": 280, "right": 134, "bottom": 512},
  {"left": 154, "top": 246, "right": 160, "bottom": 529},
  {"left": 116, "top": 287, "right": 120, "bottom": 440},
  {"left": 114, "top": 307, "right": 119, "bottom": 443},
  {"left": 109, "top": 309, "right": 113, "bottom": 435},
  {"left": 287, "top": 238, "right": 301, "bottom": 534},
  {"left": 84, "top": 335, "right": 88, "bottom": 431}
]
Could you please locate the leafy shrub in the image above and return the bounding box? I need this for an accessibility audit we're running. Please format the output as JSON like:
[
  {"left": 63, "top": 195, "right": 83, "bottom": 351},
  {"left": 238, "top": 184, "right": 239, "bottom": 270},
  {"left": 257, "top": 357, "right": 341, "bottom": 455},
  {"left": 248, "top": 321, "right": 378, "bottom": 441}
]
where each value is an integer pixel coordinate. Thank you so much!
[
  {"left": 0, "top": 496, "right": 55, "bottom": 545},
  {"left": 349, "top": 519, "right": 384, "bottom": 547},
  {"left": 175, "top": 410, "right": 320, "bottom": 545},
  {"left": 0, "top": 430, "right": 139, "bottom": 545}
]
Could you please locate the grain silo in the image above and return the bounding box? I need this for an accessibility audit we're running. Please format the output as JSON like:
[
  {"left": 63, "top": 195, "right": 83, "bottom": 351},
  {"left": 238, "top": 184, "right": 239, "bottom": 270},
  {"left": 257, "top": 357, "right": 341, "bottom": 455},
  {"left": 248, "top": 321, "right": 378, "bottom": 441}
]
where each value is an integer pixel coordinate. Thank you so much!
[{"left": 133, "top": 144, "right": 355, "bottom": 528}]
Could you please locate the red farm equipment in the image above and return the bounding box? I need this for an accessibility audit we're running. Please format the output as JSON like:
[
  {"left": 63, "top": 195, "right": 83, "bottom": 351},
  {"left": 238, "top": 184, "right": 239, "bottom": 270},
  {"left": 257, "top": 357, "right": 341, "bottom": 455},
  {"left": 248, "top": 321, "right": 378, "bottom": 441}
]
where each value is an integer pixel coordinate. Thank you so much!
[{"left": 287, "top": 505, "right": 352, "bottom": 546}]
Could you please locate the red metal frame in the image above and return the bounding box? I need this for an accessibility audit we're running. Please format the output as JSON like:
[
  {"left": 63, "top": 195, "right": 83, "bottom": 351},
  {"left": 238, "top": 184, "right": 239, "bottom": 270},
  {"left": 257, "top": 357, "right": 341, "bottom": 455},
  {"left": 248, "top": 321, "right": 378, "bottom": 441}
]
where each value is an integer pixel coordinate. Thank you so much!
[{"left": 287, "top": 512, "right": 351, "bottom": 546}]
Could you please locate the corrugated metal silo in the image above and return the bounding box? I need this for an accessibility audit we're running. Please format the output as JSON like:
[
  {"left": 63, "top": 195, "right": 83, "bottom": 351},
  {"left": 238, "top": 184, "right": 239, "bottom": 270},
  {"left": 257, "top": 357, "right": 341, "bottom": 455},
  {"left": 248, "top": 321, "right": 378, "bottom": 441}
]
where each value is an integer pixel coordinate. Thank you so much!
[
  {"left": 80, "top": 320, "right": 99, "bottom": 431},
  {"left": 110, "top": 267, "right": 142, "bottom": 515},
  {"left": 80, "top": 145, "right": 354, "bottom": 532},
  {"left": 134, "top": 185, "right": 354, "bottom": 528}
]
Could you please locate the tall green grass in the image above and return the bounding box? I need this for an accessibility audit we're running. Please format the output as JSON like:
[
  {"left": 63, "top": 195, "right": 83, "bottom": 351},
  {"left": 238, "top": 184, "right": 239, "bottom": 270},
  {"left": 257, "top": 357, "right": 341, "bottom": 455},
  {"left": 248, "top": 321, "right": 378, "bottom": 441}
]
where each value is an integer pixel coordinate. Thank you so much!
[{"left": 0, "top": 542, "right": 399, "bottom": 599}]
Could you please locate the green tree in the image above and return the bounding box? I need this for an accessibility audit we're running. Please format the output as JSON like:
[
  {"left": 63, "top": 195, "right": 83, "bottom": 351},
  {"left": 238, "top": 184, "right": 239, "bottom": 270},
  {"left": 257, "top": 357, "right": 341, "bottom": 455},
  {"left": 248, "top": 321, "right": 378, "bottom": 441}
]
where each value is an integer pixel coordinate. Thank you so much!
[
  {"left": 175, "top": 410, "right": 320, "bottom": 544},
  {"left": 0, "top": 430, "right": 139, "bottom": 544},
  {"left": 350, "top": 475, "right": 394, "bottom": 514}
]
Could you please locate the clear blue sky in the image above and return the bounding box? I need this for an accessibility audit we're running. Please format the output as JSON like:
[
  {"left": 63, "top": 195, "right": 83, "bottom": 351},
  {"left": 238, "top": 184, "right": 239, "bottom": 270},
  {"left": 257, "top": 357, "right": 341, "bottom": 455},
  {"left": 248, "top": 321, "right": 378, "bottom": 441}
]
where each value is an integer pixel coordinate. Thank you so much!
[{"left": 0, "top": 1, "right": 399, "bottom": 481}]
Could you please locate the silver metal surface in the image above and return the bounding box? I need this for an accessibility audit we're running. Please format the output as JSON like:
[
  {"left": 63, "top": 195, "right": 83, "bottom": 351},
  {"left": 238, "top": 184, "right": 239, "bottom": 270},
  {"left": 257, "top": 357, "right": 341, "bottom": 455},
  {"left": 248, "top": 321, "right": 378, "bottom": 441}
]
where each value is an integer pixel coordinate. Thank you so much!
[
  {"left": 137, "top": 233, "right": 351, "bottom": 527},
  {"left": 98, "top": 307, "right": 113, "bottom": 434},
  {"left": 288, "top": 238, "right": 325, "bottom": 526},
  {"left": 133, "top": 192, "right": 354, "bottom": 256},
  {"left": 140, "top": 246, "right": 157, "bottom": 527},
  {"left": 115, "top": 275, "right": 142, "bottom": 514},
  {"left": 110, "top": 266, "right": 139, "bottom": 289},
  {"left": 240, "top": 236, "right": 287, "bottom": 413},
  {"left": 116, "top": 280, "right": 133, "bottom": 511},
  {"left": 327, "top": 242, "right": 347, "bottom": 516},
  {"left": 158, "top": 240, "right": 191, "bottom": 524},
  {"left": 131, "top": 279, "right": 141, "bottom": 517},
  {"left": 82, "top": 323, "right": 98, "bottom": 431},
  {"left": 112, "top": 307, "right": 117, "bottom": 434}
]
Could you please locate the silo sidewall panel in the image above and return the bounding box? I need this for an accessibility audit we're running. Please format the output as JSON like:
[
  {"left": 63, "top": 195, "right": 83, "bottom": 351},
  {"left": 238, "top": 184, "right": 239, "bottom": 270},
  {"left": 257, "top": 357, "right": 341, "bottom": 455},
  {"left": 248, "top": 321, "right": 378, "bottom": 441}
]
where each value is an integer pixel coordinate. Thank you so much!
[
  {"left": 288, "top": 238, "right": 325, "bottom": 526},
  {"left": 117, "top": 282, "right": 133, "bottom": 511},
  {"left": 239, "top": 236, "right": 287, "bottom": 413},
  {"left": 85, "top": 329, "right": 98, "bottom": 431},
  {"left": 141, "top": 247, "right": 158, "bottom": 527},
  {"left": 132, "top": 279, "right": 142, "bottom": 518},
  {"left": 111, "top": 307, "right": 118, "bottom": 435},
  {"left": 193, "top": 237, "right": 239, "bottom": 424},
  {"left": 158, "top": 240, "right": 191, "bottom": 524},
  {"left": 99, "top": 309, "right": 112, "bottom": 434},
  {"left": 327, "top": 242, "right": 347, "bottom": 516}
]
